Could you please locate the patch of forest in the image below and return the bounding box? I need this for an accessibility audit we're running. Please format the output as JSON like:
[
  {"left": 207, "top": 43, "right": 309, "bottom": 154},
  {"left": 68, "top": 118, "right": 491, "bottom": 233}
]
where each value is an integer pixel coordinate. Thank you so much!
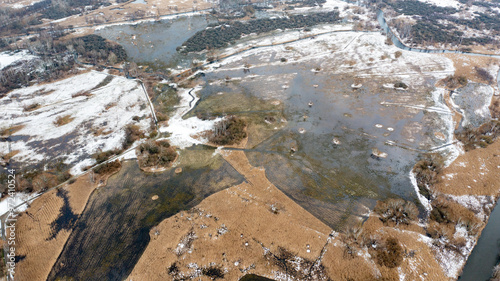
[
  {"left": 380, "top": 0, "right": 500, "bottom": 47},
  {"left": 0, "top": 34, "right": 126, "bottom": 96},
  {"left": 0, "top": 0, "right": 114, "bottom": 36},
  {"left": 179, "top": 11, "right": 340, "bottom": 53}
]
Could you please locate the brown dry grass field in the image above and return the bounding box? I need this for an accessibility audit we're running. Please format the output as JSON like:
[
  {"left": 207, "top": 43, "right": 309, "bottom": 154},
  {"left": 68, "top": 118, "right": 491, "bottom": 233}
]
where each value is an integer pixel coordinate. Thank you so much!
[
  {"left": 14, "top": 171, "right": 113, "bottom": 281},
  {"left": 128, "top": 150, "right": 333, "bottom": 280},
  {"left": 433, "top": 140, "right": 500, "bottom": 196},
  {"left": 442, "top": 54, "right": 499, "bottom": 86},
  {"left": 129, "top": 150, "right": 451, "bottom": 280}
]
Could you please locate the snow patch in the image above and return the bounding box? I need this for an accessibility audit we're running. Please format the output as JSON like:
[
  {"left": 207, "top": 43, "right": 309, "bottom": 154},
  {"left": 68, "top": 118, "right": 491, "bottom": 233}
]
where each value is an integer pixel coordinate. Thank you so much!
[{"left": 0, "top": 50, "right": 36, "bottom": 70}]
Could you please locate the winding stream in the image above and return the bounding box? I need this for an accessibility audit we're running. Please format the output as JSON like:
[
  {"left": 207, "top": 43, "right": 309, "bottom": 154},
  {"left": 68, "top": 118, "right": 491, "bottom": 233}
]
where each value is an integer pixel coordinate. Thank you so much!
[{"left": 377, "top": 9, "right": 500, "bottom": 280}]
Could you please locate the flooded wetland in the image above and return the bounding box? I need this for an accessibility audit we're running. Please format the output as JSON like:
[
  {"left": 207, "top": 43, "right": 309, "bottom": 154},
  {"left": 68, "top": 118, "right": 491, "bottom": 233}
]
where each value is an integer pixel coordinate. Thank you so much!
[{"left": 18, "top": 8, "right": 498, "bottom": 280}]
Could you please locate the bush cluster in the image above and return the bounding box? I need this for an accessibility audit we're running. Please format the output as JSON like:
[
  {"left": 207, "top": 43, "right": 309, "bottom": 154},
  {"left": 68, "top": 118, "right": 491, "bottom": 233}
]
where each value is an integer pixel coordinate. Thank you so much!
[
  {"left": 374, "top": 198, "right": 419, "bottom": 226},
  {"left": 137, "top": 140, "right": 177, "bottom": 168},
  {"left": 412, "top": 155, "right": 443, "bottom": 200},
  {"left": 209, "top": 116, "right": 247, "bottom": 145},
  {"left": 123, "top": 124, "right": 145, "bottom": 149}
]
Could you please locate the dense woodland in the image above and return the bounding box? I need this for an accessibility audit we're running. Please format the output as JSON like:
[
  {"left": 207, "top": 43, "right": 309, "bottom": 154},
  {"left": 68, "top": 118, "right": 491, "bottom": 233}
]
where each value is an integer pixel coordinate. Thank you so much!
[{"left": 180, "top": 11, "right": 340, "bottom": 53}]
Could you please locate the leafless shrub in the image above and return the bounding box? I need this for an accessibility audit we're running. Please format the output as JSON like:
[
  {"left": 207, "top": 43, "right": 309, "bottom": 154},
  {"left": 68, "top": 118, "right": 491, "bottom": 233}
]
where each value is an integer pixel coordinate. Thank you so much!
[
  {"left": 491, "top": 263, "right": 500, "bottom": 280},
  {"left": 413, "top": 154, "right": 444, "bottom": 199},
  {"left": 374, "top": 198, "right": 419, "bottom": 226}
]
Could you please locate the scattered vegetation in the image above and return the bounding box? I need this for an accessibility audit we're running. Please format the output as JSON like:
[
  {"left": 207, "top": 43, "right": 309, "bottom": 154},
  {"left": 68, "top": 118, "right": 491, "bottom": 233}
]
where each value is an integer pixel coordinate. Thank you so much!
[
  {"left": 264, "top": 246, "right": 329, "bottom": 280},
  {"left": 136, "top": 140, "right": 177, "bottom": 169},
  {"left": 490, "top": 99, "right": 500, "bottom": 119},
  {"left": 341, "top": 226, "right": 364, "bottom": 259},
  {"left": 209, "top": 116, "right": 247, "bottom": 145},
  {"left": 374, "top": 198, "right": 419, "bottom": 226},
  {"left": 375, "top": 237, "right": 403, "bottom": 268},
  {"left": 456, "top": 120, "right": 500, "bottom": 151}
]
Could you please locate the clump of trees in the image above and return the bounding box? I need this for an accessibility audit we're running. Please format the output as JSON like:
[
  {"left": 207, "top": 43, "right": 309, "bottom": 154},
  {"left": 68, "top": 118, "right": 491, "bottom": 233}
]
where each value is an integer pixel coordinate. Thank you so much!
[
  {"left": 137, "top": 140, "right": 177, "bottom": 169},
  {"left": 456, "top": 120, "right": 500, "bottom": 151},
  {"left": 180, "top": 11, "right": 340, "bottom": 53},
  {"left": 412, "top": 154, "right": 443, "bottom": 200},
  {"left": 209, "top": 116, "right": 247, "bottom": 145},
  {"left": 374, "top": 198, "right": 419, "bottom": 226},
  {"left": 382, "top": 0, "right": 500, "bottom": 47},
  {"left": 68, "top": 34, "right": 127, "bottom": 63}
]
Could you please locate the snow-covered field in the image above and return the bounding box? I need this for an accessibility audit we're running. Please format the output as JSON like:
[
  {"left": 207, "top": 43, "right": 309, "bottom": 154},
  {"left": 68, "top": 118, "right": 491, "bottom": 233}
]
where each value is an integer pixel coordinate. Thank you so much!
[
  {"left": 452, "top": 83, "right": 494, "bottom": 128},
  {"left": 0, "top": 50, "right": 36, "bottom": 70},
  {"left": 212, "top": 31, "right": 455, "bottom": 85},
  {"left": 159, "top": 85, "right": 221, "bottom": 149},
  {"left": 0, "top": 70, "right": 152, "bottom": 175}
]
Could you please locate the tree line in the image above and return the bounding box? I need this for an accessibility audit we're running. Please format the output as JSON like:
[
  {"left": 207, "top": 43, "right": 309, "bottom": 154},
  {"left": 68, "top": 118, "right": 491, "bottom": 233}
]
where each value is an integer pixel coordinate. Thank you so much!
[{"left": 180, "top": 11, "right": 341, "bottom": 53}]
